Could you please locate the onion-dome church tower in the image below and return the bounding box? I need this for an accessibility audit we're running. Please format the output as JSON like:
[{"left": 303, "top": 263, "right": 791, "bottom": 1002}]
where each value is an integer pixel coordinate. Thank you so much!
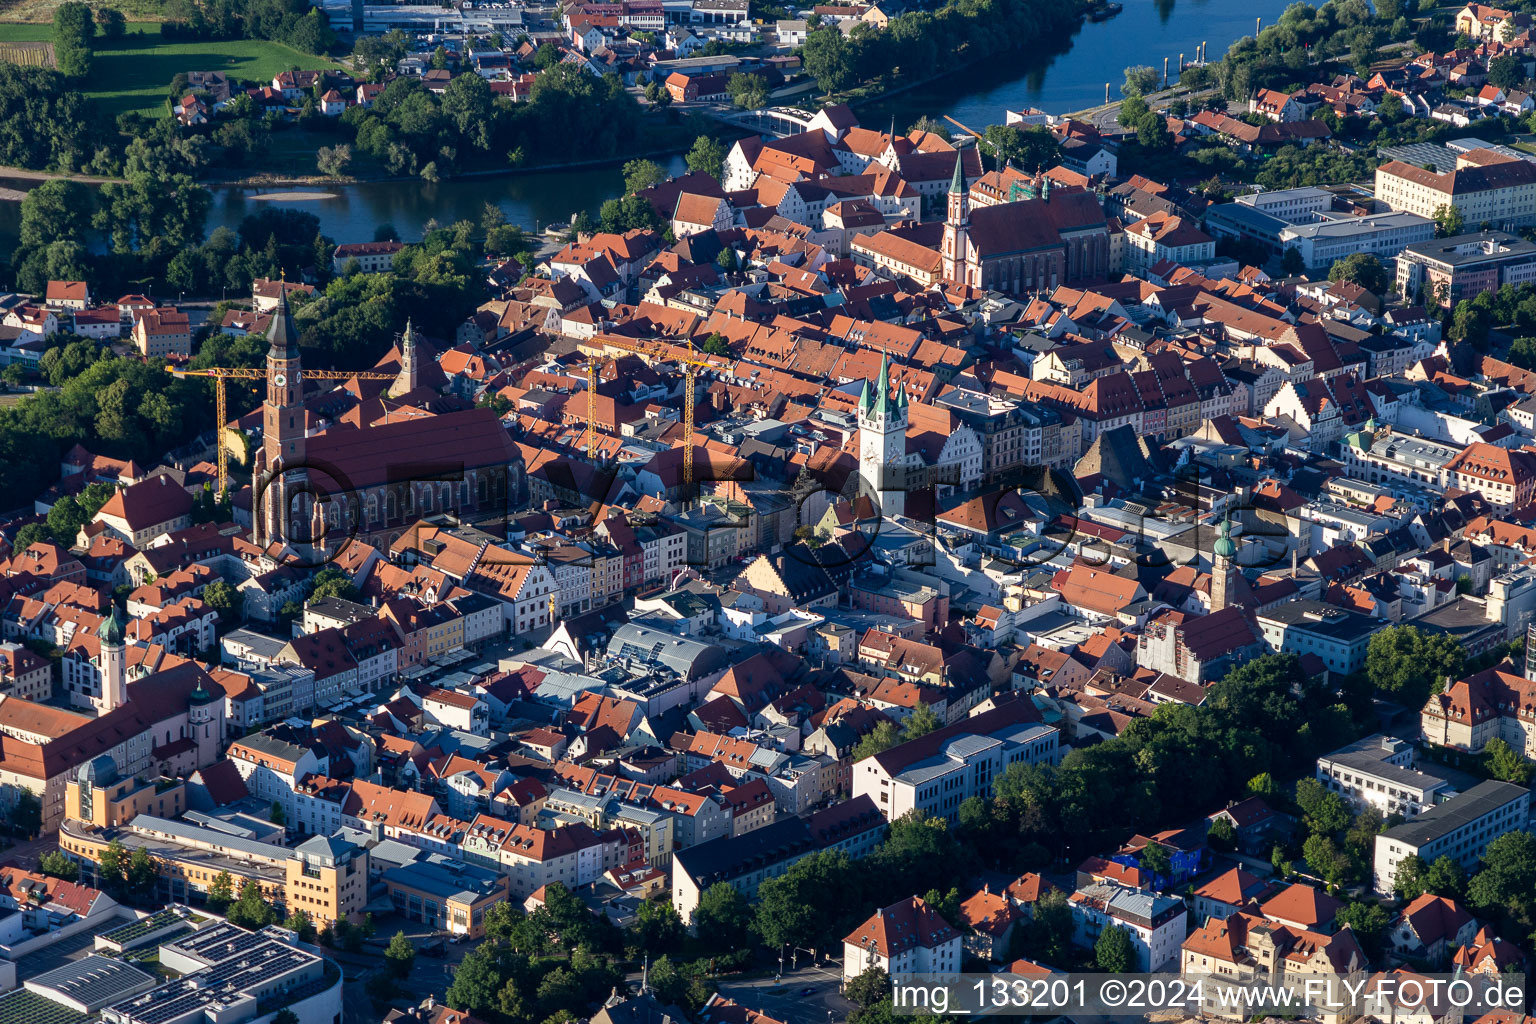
[{"left": 858, "top": 354, "right": 908, "bottom": 518}]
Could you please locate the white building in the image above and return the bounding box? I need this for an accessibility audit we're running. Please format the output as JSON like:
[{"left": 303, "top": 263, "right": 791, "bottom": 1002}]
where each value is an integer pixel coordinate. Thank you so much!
[
  {"left": 842, "top": 895, "right": 962, "bottom": 981},
  {"left": 1372, "top": 780, "right": 1530, "bottom": 894},
  {"left": 1316, "top": 734, "right": 1454, "bottom": 818},
  {"left": 1071, "top": 881, "right": 1188, "bottom": 972},
  {"left": 850, "top": 698, "right": 1059, "bottom": 823}
]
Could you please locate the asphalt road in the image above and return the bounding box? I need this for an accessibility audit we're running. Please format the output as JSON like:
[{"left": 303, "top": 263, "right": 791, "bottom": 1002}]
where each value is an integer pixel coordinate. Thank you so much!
[
  {"left": 3, "top": 833, "right": 65, "bottom": 872},
  {"left": 718, "top": 963, "right": 854, "bottom": 1024}
]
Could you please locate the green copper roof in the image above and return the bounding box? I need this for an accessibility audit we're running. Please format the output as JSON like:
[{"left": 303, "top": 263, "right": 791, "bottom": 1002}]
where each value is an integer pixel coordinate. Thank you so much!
[
  {"left": 949, "top": 150, "right": 965, "bottom": 195},
  {"left": 97, "top": 604, "right": 127, "bottom": 645},
  {"left": 1213, "top": 514, "right": 1236, "bottom": 560}
]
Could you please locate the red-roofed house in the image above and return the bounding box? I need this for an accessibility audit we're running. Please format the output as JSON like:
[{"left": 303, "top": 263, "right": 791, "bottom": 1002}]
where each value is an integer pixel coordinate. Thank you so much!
[
  {"left": 89, "top": 476, "right": 194, "bottom": 547},
  {"left": 842, "top": 895, "right": 962, "bottom": 980}
]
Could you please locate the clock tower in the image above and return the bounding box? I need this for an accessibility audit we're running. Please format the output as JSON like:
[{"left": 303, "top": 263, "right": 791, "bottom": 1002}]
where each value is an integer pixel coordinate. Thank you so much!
[
  {"left": 858, "top": 354, "right": 908, "bottom": 518},
  {"left": 259, "top": 287, "right": 307, "bottom": 548}
]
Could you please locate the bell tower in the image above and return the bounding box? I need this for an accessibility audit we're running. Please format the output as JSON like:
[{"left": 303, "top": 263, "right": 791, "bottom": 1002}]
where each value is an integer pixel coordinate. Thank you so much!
[
  {"left": 857, "top": 355, "right": 909, "bottom": 518},
  {"left": 261, "top": 285, "right": 306, "bottom": 547},
  {"left": 941, "top": 150, "right": 970, "bottom": 286},
  {"left": 1211, "top": 511, "right": 1237, "bottom": 613}
]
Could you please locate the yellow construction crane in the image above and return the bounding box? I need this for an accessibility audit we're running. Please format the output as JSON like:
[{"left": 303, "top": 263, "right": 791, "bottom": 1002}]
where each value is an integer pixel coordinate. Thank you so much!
[
  {"left": 171, "top": 366, "right": 395, "bottom": 498},
  {"left": 585, "top": 336, "right": 715, "bottom": 484}
]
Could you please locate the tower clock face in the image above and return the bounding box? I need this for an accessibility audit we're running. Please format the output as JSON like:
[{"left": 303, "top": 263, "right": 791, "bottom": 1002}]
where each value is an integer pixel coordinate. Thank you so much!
[{"left": 274, "top": 373, "right": 287, "bottom": 387}]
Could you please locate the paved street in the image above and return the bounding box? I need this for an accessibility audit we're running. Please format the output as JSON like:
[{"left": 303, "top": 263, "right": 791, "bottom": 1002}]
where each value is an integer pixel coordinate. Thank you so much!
[
  {"left": 719, "top": 963, "right": 853, "bottom": 1024},
  {"left": 3, "top": 832, "right": 64, "bottom": 871}
]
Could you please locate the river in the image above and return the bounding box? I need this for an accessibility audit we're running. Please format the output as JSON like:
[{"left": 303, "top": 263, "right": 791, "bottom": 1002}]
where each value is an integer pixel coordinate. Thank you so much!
[{"left": 0, "top": 0, "right": 1299, "bottom": 248}]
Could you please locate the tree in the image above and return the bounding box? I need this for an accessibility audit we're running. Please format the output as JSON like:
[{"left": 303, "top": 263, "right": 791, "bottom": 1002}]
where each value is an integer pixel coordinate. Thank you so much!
[
  {"left": 1484, "top": 737, "right": 1533, "bottom": 784},
  {"left": 1139, "top": 841, "right": 1172, "bottom": 885},
  {"left": 1489, "top": 53, "right": 1524, "bottom": 89},
  {"left": 1424, "top": 855, "right": 1467, "bottom": 899},
  {"left": 38, "top": 850, "right": 79, "bottom": 882},
  {"left": 13, "top": 524, "right": 49, "bottom": 552},
  {"left": 701, "top": 332, "right": 730, "bottom": 356},
  {"left": 1019, "top": 888, "right": 1074, "bottom": 964},
  {"left": 1451, "top": 298, "right": 1492, "bottom": 349},
  {"left": 126, "top": 849, "right": 157, "bottom": 901},
  {"left": 846, "top": 967, "right": 890, "bottom": 1008},
  {"left": 755, "top": 849, "right": 858, "bottom": 951},
  {"left": 1207, "top": 816, "right": 1237, "bottom": 851},
  {"left": 202, "top": 580, "right": 242, "bottom": 624},
  {"left": 1468, "top": 830, "right": 1536, "bottom": 923},
  {"left": 283, "top": 909, "right": 313, "bottom": 941},
  {"left": 272, "top": 1011, "right": 299, "bottom": 1024},
  {"left": 686, "top": 135, "right": 727, "bottom": 180},
  {"left": 1328, "top": 252, "right": 1389, "bottom": 295},
  {"left": 728, "top": 72, "right": 768, "bottom": 110},
  {"left": 385, "top": 930, "right": 417, "bottom": 978},
  {"left": 1432, "top": 204, "right": 1465, "bottom": 238},
  {"left": 1336, "top": 901, "right": 1388, "bottom": 955},
  {"left": 1122, "top": 64, "right": 1160, "bottom": 97},
  {"left": 98, "top": 840, "right": 128, "bottom": 894},
  {"left": 716, "top": 247, "right": 739, "bottom": 272},
  {"left": 851, "top": 720, "right": 899, "bottom": 761},
  {"left": 1295, "top": 777, "right": 1351, "bottom": 836},
  {"left": 802, "top": 28, "right": 854, "bottom": 94},
  {"left": 1117, "top": 94, "right": 1150, "bottom": 129},
  {"left": 310, "top": 566, "right": 360, "bottom": 602},
  {"left": 693, "top": 882, "right": 753, "bottom": 952},
  {"left": 270, "top": 801, "right": 287, "bottom": 826},
  {"left": 981, "top": 124, "right": 1059, "bottom": 172},
  {"left": 900, "top": 704, "right": 942, "bottom": 741},
  {"left": 534, "top": 42, "right": 561, "bottom": 69},
  {"left": 1394, "top": 854, "right": 1428, "bottom": 900},
  {"left": 634, "top": 897, "right": 685, "bottom": 953},
  {"left": 1366, "top": 626, "right": 1466, "bottom": 708},
  {"left": 1511, "top": 337, "right": 1536, "bottom": 371},
  {"left": 95, "top": 7, "right": 126, "bottom": 38},
  {"left": 53, "top": 1, "right": 95, "bottom": 78},
  {"left": 623, "top": 159, "right": 668, "bottom": 195},
  {"left": 207, "top": 870, "right": 235, "bottom": 911},
  {"left": 1302, "top": 833, "right": 1352, "bottom": 888},
  {"left": 227, "top": 879, "right": 276, "bottom": 929},
  {"left": 316, "top": 144, "right": 353, "bottom": 177},
  {"left": 1095, "top": 925, "right": 1134, "bottom": 972}
]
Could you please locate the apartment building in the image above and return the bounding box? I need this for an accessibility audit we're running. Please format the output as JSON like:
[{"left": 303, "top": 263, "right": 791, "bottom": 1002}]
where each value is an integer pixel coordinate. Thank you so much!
[
  {"left": 1371, "top": 780, "right": 1530, "bottom": 894},
  {"left": 1071, "top": 881, "right": 1188, "bottom": 972},
  {"left": 1375, "top": 152, "right": 1536, "bottom": 231},
  {"left": 842, "top": 895, "right": 962, "bottom": 981}
]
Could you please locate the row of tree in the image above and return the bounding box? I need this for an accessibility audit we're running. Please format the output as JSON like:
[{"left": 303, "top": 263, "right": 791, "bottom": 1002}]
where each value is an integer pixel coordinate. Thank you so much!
[
  {"left": 158, "top": 0, "right": 335, "bottom": 55},
  {"left": 800, "top": 0, "right": 1081, "bottom": 97},
  {"left": 337, "top": 64, "right": 645, "bottom": 179}
]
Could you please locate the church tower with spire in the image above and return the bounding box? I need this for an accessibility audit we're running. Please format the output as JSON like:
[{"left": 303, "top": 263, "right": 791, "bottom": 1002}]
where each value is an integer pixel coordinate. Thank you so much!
[
  {"left": 97, "top": 605, "right": 127, "bottom": 713},
  {"left": 858, "top": 354, "right": 908, "bottom": 518},
  {"left": 1211, "top": 511, "right": 1237, "bottom": 613},
  {"left": 388, "top": 319, "right": 420, "bottom": 399},
  {"left": 258, "top": 286, "right": 307, "bottom": 549},
  {"left": 941, "top": 150, "right": 970, "bottom": 287}
]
